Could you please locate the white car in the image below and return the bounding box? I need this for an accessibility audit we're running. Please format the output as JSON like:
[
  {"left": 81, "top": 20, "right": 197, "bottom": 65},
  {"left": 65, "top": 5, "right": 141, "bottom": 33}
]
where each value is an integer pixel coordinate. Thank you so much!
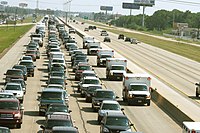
[
  {"left": 2, "top": 82, "right": 24, "bottom": 103},
  {"left": 98, "top": 100, "right": 124, "bottom": 122},
  {"left": 48, "top": 58, "right": 66, "bottom": 70}
]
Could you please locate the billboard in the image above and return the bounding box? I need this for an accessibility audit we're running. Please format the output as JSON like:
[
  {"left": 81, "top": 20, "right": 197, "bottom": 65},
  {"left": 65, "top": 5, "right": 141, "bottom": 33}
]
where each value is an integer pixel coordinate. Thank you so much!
[
  {"left": 0, "top": 5, "right": 5, "bottom": 12},
  {"left": 100, "top": 6, "right": 113, "bottom": 11},
  {"left": 134, "top": 0, "right": 155, "bottom": 6},
  {"left": 1, "top": 1, "right": 8, "bottom": 5},
  {"left": 122, "top": 3, "right": 140, "bottom": 9},
  {"left": 19, "top": 3, "right": 28, "bottom": 7}
]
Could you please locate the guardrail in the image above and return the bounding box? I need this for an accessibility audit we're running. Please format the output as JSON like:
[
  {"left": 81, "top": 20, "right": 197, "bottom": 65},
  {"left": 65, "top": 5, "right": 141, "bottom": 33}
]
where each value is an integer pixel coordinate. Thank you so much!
[{"left": 58, "top": 17, "right": 193, "bottom": 126}]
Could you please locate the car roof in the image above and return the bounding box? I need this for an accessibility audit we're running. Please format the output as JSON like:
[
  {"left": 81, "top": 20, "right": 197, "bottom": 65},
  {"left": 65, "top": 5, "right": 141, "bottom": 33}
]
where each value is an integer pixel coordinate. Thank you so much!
[
  {"left": 20, "top": 60, "right": 33, "bottom": 63},
  {"left": 106, "top": 111, "right": 126, "bottom": 117},
  {"left": 0, "top": 98, "right": 19, "bottom": 102},
  {"left": 52, "top": 126, "right": 78, "bottom": 132},
  {"left": 6, "top": 69, "right": 22, "bottom": 72},
  {"left": 5, "top": 82, "right": 21, "bottom": 86},
  {"left": 42, "top": 88, "right": 65, "bottom": 92},
  {"left": 82, "top": 70, "right": 95, "bottom": 74},
  {"left": 102, "top": 100, "right": 119, "bottom": 104},
  {"left": 84, "top": 76, "right": 99, "bottom": 80},
  {"left": 96, "top": 89, "right": 113, "bottom": 92},
  {"left": 47, "top": 112, "right": 71, "bottom": 120}
]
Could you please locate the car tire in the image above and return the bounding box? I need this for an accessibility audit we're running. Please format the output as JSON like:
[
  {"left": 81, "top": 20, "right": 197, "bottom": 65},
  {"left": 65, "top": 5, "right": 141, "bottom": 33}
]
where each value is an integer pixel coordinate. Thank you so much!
[
  {"left": 32, "top": 73, "right": 34, "bottom": 77},
  {"left": 16, "top": 124, "right": 21, "bottom": 128},
  {"left": 196, "top": 87, "right": 199, "bottom": 97},
  {"left": 147, "top": 100, "right": 150, "bottom": 106},
  {"left": 39, "top": 111, "right": 44, "bottom": 116}
]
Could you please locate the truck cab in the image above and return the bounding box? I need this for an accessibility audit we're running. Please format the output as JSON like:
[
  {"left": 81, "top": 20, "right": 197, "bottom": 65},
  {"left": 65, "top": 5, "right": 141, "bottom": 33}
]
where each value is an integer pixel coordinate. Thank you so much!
[
  {"left": 97, "top": 49, "right": 114, "bottom": 67},
  {"left": 87, "top": 42, "right": 101, "bottom": 55},
  {"left": 106, "top": 58, "right": 127, "bottom": 81},
  {"left": 182, "top": 121, "right": 200, "bottom": 133},
  {"left": 122, "top": 73, "right": 151, "bottom": 106}
]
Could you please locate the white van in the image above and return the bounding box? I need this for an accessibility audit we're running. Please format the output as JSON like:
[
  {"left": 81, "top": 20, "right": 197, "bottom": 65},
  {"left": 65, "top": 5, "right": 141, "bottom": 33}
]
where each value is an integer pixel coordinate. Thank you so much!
[{"left": 182, "top": 121, "right": 200, "bottom": 133}]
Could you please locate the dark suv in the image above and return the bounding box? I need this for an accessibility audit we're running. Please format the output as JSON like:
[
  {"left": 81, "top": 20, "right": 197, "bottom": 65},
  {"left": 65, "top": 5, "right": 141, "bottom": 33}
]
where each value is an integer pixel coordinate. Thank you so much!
[
  {"left": 4, "top": 69, "right": 24, "bottom": 83},
  {"left": 92, "top": 89, "right": 118, "bottom": 111},
  {"left": 100, "top": 111, "right": 133, "bottom": 133},
  {"left": 12, "top": 65, "right": 27, "bottom": 81},
  {"left": 19, "top": 60, "right": 35, "bottom": 77},
  {"left": 0, "top": 98, "right": 24, "bottom": 128},
  {"left": 38, "top": 88, "right": 68, "bottom": 116}
]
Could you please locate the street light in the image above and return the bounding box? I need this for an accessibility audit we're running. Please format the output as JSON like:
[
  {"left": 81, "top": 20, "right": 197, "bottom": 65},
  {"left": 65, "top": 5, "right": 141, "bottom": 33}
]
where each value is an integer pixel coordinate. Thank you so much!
[{"left": 64, "top": 0, "right": 72, "bottom": 23}]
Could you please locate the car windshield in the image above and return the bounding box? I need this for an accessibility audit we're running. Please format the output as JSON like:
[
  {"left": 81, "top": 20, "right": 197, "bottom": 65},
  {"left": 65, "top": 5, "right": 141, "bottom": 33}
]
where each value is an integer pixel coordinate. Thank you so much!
[
  {"left": 11, "top": 80, "right": 25, "bottom": 88},
  {"left": 49, "top": 78, "right": 64, "bottom": 84},
  {"left": 26, "top": 51, "right": 36, "bottom": 54},
  {"left": 6, "top": 70, "right": 22, "bottom": 75},
  {"left": 52, "top": 60, "right": 64, "bottom": 63},
  {"left": 129, "top": 85, "right": 148, "bottom": 91},
  {"left": 96, "top": 91, "right": 114, "bottom": 99},
  {"left": 46, "top": 120, "right": 72, "bottom": 129},
  {"left": 51, "top": 67, "right": 64, "bottom": 72},
  {"left": 0, "top": 101, "right": 18, "bottom": 110},
  {"left": 19, "top": 62, "right": 33, "bottom": 67},
  {"left": 0, "top": 128, "right": 10, "bottom": 133},
  {"left": 5, "top": 85, "right": 21, "bottom": 90},
  {"left": 101, "top": 55, "right": 112, "bottom": 58},
  {"left": 111, "top": 66, "right": 124, "bottom": 70},
  {"left": 50, "top": 73, "right": 64, "bottom": 78},
  {"left": 87, "top": 87, "right": 101, "bottom": 93},
  {"left": 48, "top": 105, "right": 68, "bottom": 113},
  {"left": 84, "top": 79, "right": 99, "bottom": 84},
  {"left": 101, "top": 104, "right": 120, "bottom": 110},
  {"left": 41, "top": 92, "right": 62, "bottom": 100},
  {"left": 106, "top": 117, "right": 129, "bottom": 126},
  {"left": 90, "top": 45, "right": 99, "bottom": 48},
  {"left": 79, "top": 66, "right": 90, "bottom": 70},
  {"left": 83, "top": 73, "right": 95, "bottom": 77},
  {"left": 22, "top": 56, "right": 32, "bottom": 60},
  {"left": 13, "top": 66, "right": 26, "bottom": 72}
]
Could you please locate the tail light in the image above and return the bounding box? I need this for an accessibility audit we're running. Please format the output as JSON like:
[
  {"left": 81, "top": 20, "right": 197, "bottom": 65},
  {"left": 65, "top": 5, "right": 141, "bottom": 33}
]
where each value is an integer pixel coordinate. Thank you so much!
[
  {"left": 108, "top": 60, "right": 110, "bottom": 62},
  {"left": 13, "top": 112, "right": 21, "bottom": 118},
  {"left": 191, "top": 130, "right": 196, "bottom": 133},
  {"left": 147, "top": 77, "right": 151, "bottom": 81},
  {"left": 125, "top": 77, "right": 129, "bottom": 80}
]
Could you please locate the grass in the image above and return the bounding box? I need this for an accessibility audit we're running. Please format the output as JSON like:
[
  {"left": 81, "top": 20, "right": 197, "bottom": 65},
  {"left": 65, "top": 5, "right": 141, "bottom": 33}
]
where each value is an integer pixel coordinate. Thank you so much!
[
  {"left": 17, "top": 16, "right": 43, "bottom": 23},
  {"left": 82, "top": 19, "right": 200, "bottom": 62},
  {"left": 0, "top": 24, "right": 34, "bottom": 53}
]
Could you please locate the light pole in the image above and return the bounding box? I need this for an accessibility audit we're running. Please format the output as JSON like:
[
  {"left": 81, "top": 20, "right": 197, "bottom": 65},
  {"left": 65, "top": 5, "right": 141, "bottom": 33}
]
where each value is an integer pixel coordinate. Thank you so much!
[{"left": 64, "top": 0, "right": 72, "bottom": 24}]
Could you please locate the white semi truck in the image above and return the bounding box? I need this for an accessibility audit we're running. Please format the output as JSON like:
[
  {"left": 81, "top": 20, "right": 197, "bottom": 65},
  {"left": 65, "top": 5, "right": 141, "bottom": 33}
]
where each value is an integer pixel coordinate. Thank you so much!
[
  {"left": 106, "top": 58, "right": 127, "bottom": 81},
  {"left": 97, "top": 49, "right": 114, "bottom": 67},
  {"left": 122, "top": 73, "right": 151, "bottom": 106}
]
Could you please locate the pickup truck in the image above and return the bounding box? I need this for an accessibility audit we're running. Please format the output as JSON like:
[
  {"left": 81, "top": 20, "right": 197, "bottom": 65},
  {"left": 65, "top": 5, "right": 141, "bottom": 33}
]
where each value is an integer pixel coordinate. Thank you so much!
[
  {"left": 122, "top": 73, "right": 151, "bottom": 106},
  {"left": 82, "top": 36, "right": 94, "bottom": 49},
  {"left": 30, "top": 33, "right": 43, "bottom": 47},
  {"left": 87, "top": 42, "right": 101, "bottom": 55},
  {"left": 97, "top": 49, "right": 114, "bottom": 67},
  {"left": 106, "top": 58, "right": 127, "bottom": 80}
]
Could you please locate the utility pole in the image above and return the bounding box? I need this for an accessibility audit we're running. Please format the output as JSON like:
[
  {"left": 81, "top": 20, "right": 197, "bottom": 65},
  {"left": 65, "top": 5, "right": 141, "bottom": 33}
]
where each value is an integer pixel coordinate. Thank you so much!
[{"left": 142, "top": 6, "right": 145, "bottom": 27}]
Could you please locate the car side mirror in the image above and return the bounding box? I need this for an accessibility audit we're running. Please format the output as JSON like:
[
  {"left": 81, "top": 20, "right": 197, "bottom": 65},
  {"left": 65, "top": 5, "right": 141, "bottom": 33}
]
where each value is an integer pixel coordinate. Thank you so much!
[
  {"left": 101, "top": 83, "right": 104, "bottom": 85},
  {"left": 130, "top": 123, "right": 134, "bottom": 126},
  {"left": 65, "top": 82, "right": 68, "bottom": 85},
  {"left": 20, "top": 106, "right": 24, "bottom": 110},
  {"left": 40, "top": 125, "right": 45, "bottom": 129},
  {"left": 121, "top": 108, "right": 124, "bottom": 111},
  {"left": 195, "top": 83, "right": 199, "bottom": 86},
  {"left": 69, "top": 110, "right": 72, "bottom": 113},
  {"left": 116, "top": 96, "right": 119, "bottom": 99}
]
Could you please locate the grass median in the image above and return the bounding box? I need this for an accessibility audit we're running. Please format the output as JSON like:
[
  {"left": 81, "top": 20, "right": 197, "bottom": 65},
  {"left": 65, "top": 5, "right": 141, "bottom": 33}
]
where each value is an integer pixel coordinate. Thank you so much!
[
  {"left": 0, "top": 24, "right": 34, "bottom": 53},
  {"left": 82, "top": 20, "right": 200, "bottom": 62}
]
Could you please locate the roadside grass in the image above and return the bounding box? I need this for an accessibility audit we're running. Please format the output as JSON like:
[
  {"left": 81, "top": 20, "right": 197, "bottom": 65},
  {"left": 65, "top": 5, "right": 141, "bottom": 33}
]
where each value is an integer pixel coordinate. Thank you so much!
[
  {"left": 17, "top": 16, "right": 43, "bottom": 23},
  {"left": 0, "top": 25, "right": 34, "bottom": 53},
  {"left": 82, "top": 20, "right": 200, "bottom": 62}
]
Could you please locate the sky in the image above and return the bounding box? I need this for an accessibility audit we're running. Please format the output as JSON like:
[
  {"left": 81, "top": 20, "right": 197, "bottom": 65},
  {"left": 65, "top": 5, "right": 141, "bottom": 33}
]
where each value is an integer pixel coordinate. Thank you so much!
[{"left": 3, "top": 0, "right": 200, "bottom": 15}]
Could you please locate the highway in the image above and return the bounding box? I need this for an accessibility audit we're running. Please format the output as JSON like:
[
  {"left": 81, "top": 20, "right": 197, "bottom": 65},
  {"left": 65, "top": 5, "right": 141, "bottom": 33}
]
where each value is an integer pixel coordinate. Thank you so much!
[{"left": 0, "top": 19, "right": 182, "bottom": 133}]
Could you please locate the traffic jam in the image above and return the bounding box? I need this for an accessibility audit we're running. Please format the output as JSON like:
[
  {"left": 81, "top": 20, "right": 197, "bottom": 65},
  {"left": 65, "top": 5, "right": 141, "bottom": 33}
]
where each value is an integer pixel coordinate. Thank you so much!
[{"left": 0, "top": 15, "right": 153, "bottom": 133}]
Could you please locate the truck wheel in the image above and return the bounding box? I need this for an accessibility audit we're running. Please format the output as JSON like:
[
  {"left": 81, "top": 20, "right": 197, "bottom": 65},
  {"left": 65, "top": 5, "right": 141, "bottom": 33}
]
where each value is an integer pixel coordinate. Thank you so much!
[
  {"left": 147, "top": 101, "right": 151, "bottom": 106},
  {"left": 16, "top": 124, "right": 21, "bottom": 128},
  {"left": 196, "top": 87, "right": 199, "bottom": 97}
]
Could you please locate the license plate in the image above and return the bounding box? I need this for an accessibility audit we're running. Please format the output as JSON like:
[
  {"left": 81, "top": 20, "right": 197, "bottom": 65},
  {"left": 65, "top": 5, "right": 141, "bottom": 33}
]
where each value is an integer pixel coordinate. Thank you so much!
[
  {"left": 117, "top": 77, "right": 120, "bottom": 79},
  {"left": 138, "top": 100, "right": 142, "bottom": 103}
]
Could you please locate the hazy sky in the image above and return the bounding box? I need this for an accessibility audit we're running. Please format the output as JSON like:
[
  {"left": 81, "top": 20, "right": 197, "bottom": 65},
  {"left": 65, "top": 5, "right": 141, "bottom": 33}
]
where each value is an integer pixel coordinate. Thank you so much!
[{"left": 4, "top": 0, "right": 200, "bottom": 15}]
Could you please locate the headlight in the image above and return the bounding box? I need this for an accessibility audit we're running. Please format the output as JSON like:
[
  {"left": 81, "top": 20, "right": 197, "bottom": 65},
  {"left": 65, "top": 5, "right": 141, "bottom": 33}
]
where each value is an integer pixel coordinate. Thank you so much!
[
  {"left": 14, "top": 112, "right": 21, "bottom": 118},
  {"left": 103, "top": 127, "right": 109, "bottom": 132},
  {"left": 146, "top": 95, "right": 151, "bottom": 98},
  {"left": 110, "top": 71, "right": 113, "bottom": 75},
  {"left": 126, "top": 128, "right": 132, "bottom": 132},
  {"left": 128, "top": 94, "right": 133, "bottom": 98}
]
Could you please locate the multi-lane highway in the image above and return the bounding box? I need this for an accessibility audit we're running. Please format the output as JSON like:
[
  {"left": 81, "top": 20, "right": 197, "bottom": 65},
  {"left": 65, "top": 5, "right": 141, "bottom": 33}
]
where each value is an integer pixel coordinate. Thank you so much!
[{"left": 4, "top": 15, "right": 200, "bottom": 133}]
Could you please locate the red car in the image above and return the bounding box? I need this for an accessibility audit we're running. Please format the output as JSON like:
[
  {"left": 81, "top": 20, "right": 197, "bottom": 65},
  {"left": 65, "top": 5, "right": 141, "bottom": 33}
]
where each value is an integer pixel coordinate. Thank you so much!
[
  {"left": 75, "top": 63, "right": 92, "bottom": 81},
  {"left": 0, "top": 98, "right": 24, "bottom": 128}
]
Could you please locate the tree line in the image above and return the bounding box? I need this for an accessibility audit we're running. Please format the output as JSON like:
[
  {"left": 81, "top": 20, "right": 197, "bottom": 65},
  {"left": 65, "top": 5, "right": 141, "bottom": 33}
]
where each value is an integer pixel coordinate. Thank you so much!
[{"left": 109, "top": 9, "right": 200, "bottom": 31}]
